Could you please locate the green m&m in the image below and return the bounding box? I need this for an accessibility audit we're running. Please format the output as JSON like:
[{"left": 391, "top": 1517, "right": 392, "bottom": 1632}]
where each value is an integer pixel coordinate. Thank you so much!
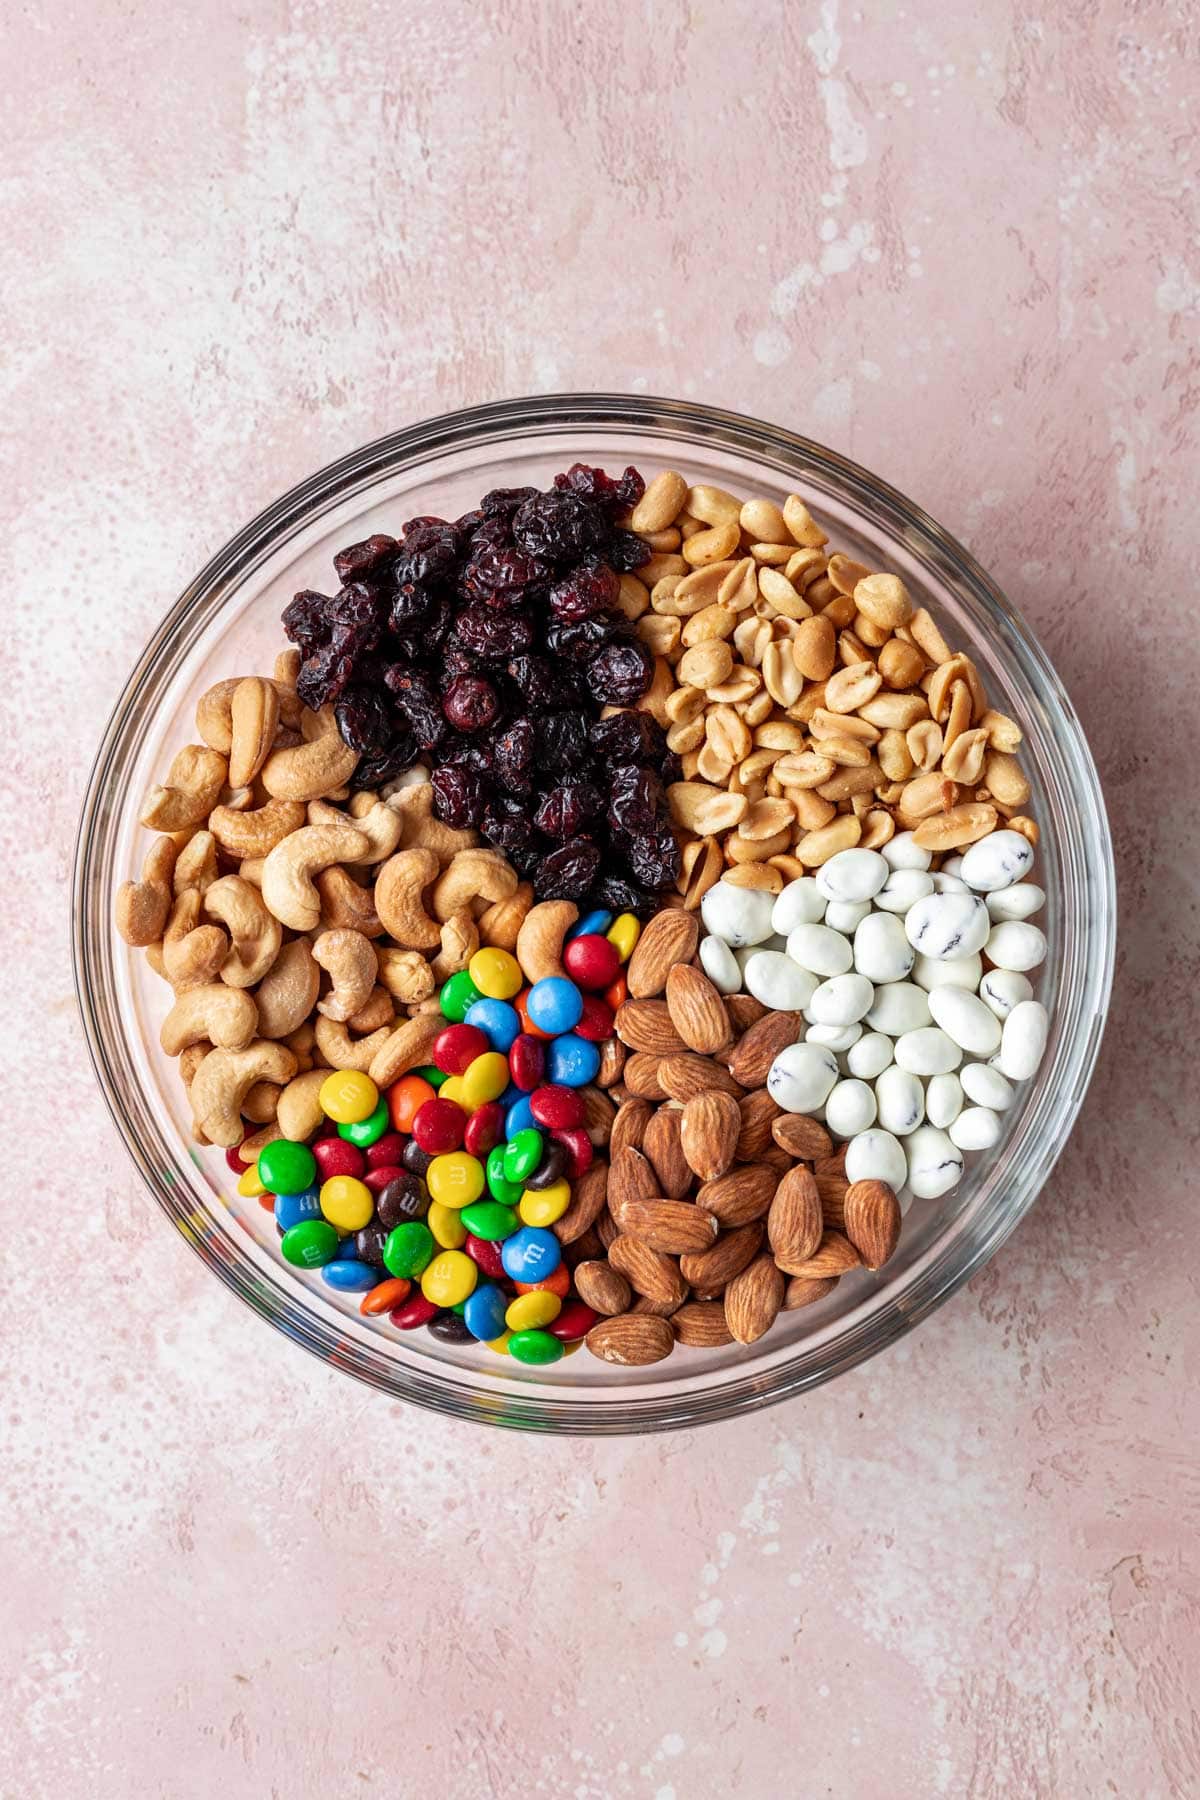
[
  {"left": 280, "top": 1218, "right": 339, "bottom": 1268},
  {"left": 460, "top": 1199, "right": 519, "bottom": 1242},
  {"left": 258, "top": 1139, "right": 317, "bottom": 1196},
  {"left": 507, "top": 1328, "right": 565, "bottom": 1366},
  {"left": 439, "top": 970, "right": 482, "bottom": 1023},
  {"left": 485, "top": 1144, "right": 524, "bottom": 1205},
  {"left": 383, "top": 1220, "right": 435, "bottom": 1280},
  {"left": 338, "top": 1096, "right": 389, "bottom": 1148},
  {"left": 503, "top": 1128, "right": 543, "bottom": 1184}
]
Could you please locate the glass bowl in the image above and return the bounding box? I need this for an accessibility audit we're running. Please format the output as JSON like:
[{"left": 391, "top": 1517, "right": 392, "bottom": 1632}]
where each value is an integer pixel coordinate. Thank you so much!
[{"left": 73, "top": 395, "right": 1115, "bottom": 1434}]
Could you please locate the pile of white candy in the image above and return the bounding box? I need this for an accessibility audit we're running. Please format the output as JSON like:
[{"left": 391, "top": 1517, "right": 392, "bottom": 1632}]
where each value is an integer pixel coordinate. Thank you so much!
[{"left": 698, "top": 831, "right": 1050, "bottom": 1202}]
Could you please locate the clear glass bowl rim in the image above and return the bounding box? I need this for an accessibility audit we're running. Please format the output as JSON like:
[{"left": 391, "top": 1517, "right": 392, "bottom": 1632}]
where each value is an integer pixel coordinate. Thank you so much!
[{"left": 72, "top": 392, "right": 1116, "bottom": 1434}]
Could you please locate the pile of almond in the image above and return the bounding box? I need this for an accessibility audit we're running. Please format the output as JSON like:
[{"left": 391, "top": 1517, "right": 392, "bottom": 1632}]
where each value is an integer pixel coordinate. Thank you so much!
[{"left": 568, "top": 908, "right": 901, "bottom": 1366}]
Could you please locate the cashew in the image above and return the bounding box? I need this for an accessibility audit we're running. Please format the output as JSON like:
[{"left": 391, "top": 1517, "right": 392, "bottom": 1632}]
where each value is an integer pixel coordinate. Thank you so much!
[
  {"left": 228, "top": 677, "right": 281, "bottom": 788},
  {"left": 140, "top": 745, "right": 228, "bottom": 832},
  {"left": 173, "top": 830, "right": 219, "bottom": 896},
  {"left": 145, "top": 940, "right": 169, "bottom": 981},
  {"left": 274, "top": 647, "right": 301, "bottom": 689},
  {"left": 261, "top": 704, "right": 359, "bottom": 801},
  {"left": 374, "top": 847, "right": 442, "bottom": 950},
  {"left": 254, "top": 938, "right": 321, "bottom": 1038},
  {"left": 115, "top": 837, "right": 178, "bottom": 946},
  {"left": 516, "top": 899, "right": 579, "bottom": 982},
  {"left": 430, "top": 909, "right": 478, "bottom": 984},
  {"left": 242, "top": 1080, "right": 282, "bottom": 1124},
  {"left": 367, "top": 1009, "right": 445, "bottom": 1088},
  {"left": 202, "top": 875, "right": 283, "bottom": 987},
  {"left": 313, "top": 1016, "right": 394, "bottom": 1074},
  {"left": 388, "top": 781, "right": 477, "bottom": 865},
  {"left": 160, "top": 983, "right": 258, "bottom": 1056},
  {"left": 209, "top": 796, "right": 306, "bottom": 859},
  {"left": 217, "top": 785, "right": 255, "bottom": 813},
  {"left": 313, "top": 928, "right": 378, "bottom": 1022},
  {"left": 179, "top": 1042, "right": 208, "bottom": 1089},
  {"left": 239, "top": 857, "right": 265, "bottom": 888},
  {"left": 162, "top": 891, "right": 229, "bottom": 991},
  {"left": 235, "top": 1121, "right": 286, "bottom": 1165},
  {"left": 276, "top": 1069, "right": 328, "bottom": 1141},
  {"left": 431, "top": 849, "right": 517, "bottom": 925},
  {"left": 190, "top": 1041, "right": 298, "bottom": 1147},
  {"left": 347, "top": 986, "right": 395, "bottom": 1033},
  {"left": 283, "top": 1020, "right": 316, "bottom": 1073},
  {"left": 315, "top": 865, "right": 383, "bottom": 937},
  {"left": 477, "top": 880, "right": 535, "bottom": 952},
  {"left": 376, "top": 947, "right": 436, "bottom": 1004},
  {"left": 345, "top": 796, "right": 404, "bottom": 864},
  {"left": 260, "top": 822, "right": 370, "bottom": 931},
  {"left": 195, "top": 675, "right": 300, "bottom": 752}
]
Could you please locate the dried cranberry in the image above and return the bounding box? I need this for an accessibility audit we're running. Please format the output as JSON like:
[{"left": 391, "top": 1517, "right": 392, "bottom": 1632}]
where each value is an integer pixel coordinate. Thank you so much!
[
  {"left": 595, "top": 873, "right": 660, "bottom": 916},
  {"left": 534, "top": 838, "right": 602, "bottom": 901},
  {"left": 587, "top": 640, "right": 654, "bottom": 705},
  {"left": 335, "top": 686, "right": 391, "bottom": 752},
  {"left": 389, "top": 582, "right": 435, "bottom": 629},
  {"left": 615, "top": 466, "right": 646, "bottom": 509},
  {"left": 455, "top": 605, "right": 535, "bottom": 660},
  {"left": 481, "top": 796, "right": 534, "bottom": 853},
  {"left": 493, "top": 717, "right": 536, "bottom": 793},
  {"left": 589, "top": 711, "right": 667, "bottom": 766},
  {"left": 479, "top": 485, "right": 539, "bottom": 522},
  {"left": 333, "top": 534, "right": 398, "bottom": 584},
  {"left": 281, "top": 590, "right": 333, "bottom": 656},
  {"left": 606, "top": 528, "right": 653, "bottom": 572},
  {"left": 431, "top": 765, "right": 485, "bottom": 829},
  {"left": 296, "top": 642, "right": 354, "bottom": 709},
  {"left": 507, "top": 838, "right": 543, "bottom": 880},
  {"left": 396, "top": 522, "right": 458, "bottom": 586},
  {"left": 439, "top": 733, "right": 494, "bottom": 773},
  {"left": 442, "top": 674, "right": 499, "bottom": 733},
  {"left": 545, "top": 613, "right": 629, "bottom": 662},
  {"left": 609, "top": 765, "right": 665, "bottom": 835},
  {"left": 548, "top": 555, "right": 619, "bottom": 622},
  {"left": 512, "top": 491, "right": 601, "bottom": 564},
  {"left": 507, "top": 655, "right": 575, "bottom": 712},
  {"left": 537, "top": 711, "right": 591, "bottom": 773},
  {"left": 460, "top": 544, "right": 548, "bottom": 605},
  {"left": 439, "top": 646, "right": 478, "bottom": 687},
  {"left": 624, "top": 826, "right": 681, "bottom": 889},
  {"left": 553, "top": 462, "right": 645, "bottom": 513},
  {"left": 349, "top": 729, "right": 418, "bottom": 791},
  {"left": 534, "top": 781, "right": 604, "bottom": 840},
  {"left": 389, "top": 669, "right": 447, "bottom": 748}
]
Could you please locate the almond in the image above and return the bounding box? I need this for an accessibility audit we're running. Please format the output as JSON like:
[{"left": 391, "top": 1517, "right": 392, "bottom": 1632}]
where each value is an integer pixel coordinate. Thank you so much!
[
  {"left": 815, "top": 1145, "right": 848, "bottom": 1178},
  {"left": 607, "top": 1147, "right": 659, "bottom": 1226},
  {"left": 679, "top": 1090, "right": 741, "bottom": 1180},
  {"left": 596, "top": 1036, "right": 626, "bottom": 1088},
  {"left": 696, "top": 1164, "right": 778, "bottom": 1227},
  {"left": 623, "top": 1053, "right": 667, "bottom": 1100},
  {"left": 626, "top": 908, "right": 700, "bottom": 998},
  {"left": 843, "top": 1179, "right": 902, "bottom": 1270},
  {"left": 725, "top": 993, "right": 768, "bottom": 1034},
  {"left": 574, "top": 1257, "right": 632, "bottom": 1315},
  {"left": 783, "top": 1274, "right": 839, "bottom": 1310},
  {"left": 766, "top": 1165, "right": 823, "bottom": 1271},
  {"left": 566, "top": 1223, "right": 604, "bottom": 1263},
  {"left": 770, "top": 1113, "right": 833, "bottom": 1161},
  {"left": 728, "top": 1010, "right": 804, "bottom": 1087},
  {"left": 735, "top": 1088, "right": 782, "bottom": 1160},
  {"left": 816, "top": 1172, "right": 849, "bottom": 1229},
  {"left": 642, "top": 1107, "right": 693, "bottom": 1198},
  {"left": 658, "top": 1053, "right": 744, "bottom": 1102},
  {"left": 629, "top": 1291, "right": 683, "bottom": 1319},
  {"left": 578, "top": 1083, "right": 616, "bottom": 1148},
  {"left": 607, "top": 1234, "right": 688, "bottom": 1309},
  {"left": 672, "top": 1301, "right": 734, "bottom": 1348},
  {"left": 665, "top": 964, "right": 731, "bottom": 1054},
  {"left": 759, "top": 1144, "right": 794, "bottom": 1176},
  {"left": 621, "top": 1199, "right": 720, "bottom": 1256},
  {"left": 610, "top": 1098, "right": 653, "bottom": 1160},
  {"left": 680, "top": 1220, "right": 765, "bottom": 1293},
  {"left": 615, "top": 999, "right": 688, "bottom": 1056},
  {"left": 596, "top": 1208, "right": 620, "bottom": 1250},
  {"left": 553, "top": 1159, "right": 609, "bottom": 1244},
  {"left": 724, "top": 1253, "right": 785, "bottom": 1344},
  {"left": 782, "top": 1229, "right": 861, "bottom": 1279},
  {"left": 586, "top": 1314, "right": 675, "bottom": 1365}
]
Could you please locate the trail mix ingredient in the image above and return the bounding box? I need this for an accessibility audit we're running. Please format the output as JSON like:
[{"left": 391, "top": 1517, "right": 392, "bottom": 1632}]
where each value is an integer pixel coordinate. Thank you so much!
[
  {"left": 281, "top": 465, "right": 682, "bottom": 917},
  {"left": 115, "top": 455, "right": 1049, "bottom": 1376}
]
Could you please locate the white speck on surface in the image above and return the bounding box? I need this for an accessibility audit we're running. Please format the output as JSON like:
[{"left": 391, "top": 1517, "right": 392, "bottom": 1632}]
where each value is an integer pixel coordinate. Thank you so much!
[
  {"left": 753, "top": 325, "right": 792, "bottom": 366},
  {"left": 661, "top": 1734, "right": 685, "bottom": 1757}
]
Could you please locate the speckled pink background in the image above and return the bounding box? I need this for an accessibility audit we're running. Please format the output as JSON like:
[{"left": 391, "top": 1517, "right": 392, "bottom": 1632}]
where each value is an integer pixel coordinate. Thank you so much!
[{"left": 5, "top": 2, "right": 1199, "bottom": 1795}]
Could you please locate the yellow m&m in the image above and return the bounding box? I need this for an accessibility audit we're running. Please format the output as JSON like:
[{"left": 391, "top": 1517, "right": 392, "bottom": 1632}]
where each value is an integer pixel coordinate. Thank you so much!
[
  {"left": 420, "top": 1250, "right": 478, "bottom": 1308},
  {"left": 468, "top": 948, "right": 522, "bottom": 999},
  {"left": 427, "top": 1200, "right": 468, "bottom": 1249},
  {"left": 318, "top": 1069, "right": 379, "bottom": 1124},
  {"left": 517, "top": 1180, "right": 571, "bottom": 1228},
  {"left": 460, "top": 1051, "right": 509, "bottom": 1110},
  {"left": 605, "top": 912, "right": 641, "bottom": 962},
  {"left": 426, "top": 1151, "right": 485, "bottom": 1210},
  {"left": 319, "top": 1175, "right": 373, "bottom": 1233},
  {"left": 505, "top": 1291, "right": 562, "bottom": 1332}
]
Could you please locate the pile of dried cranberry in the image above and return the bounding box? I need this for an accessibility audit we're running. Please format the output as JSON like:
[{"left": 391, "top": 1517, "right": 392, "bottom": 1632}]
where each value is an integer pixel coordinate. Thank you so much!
[{"left": 280, "top": 464, "right": 682, "bottom": 915}]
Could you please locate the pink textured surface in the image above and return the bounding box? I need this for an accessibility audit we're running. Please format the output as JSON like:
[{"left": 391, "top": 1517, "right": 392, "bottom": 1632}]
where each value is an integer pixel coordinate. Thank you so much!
[{"left": 4, "top": 2, "right": 1198, "bottom": 1795}]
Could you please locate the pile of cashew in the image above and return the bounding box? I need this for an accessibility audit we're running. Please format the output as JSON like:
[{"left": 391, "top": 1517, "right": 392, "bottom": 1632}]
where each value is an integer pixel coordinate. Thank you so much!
[{"left": 116, "top": 649, "right": 541, "bottom": 1152}]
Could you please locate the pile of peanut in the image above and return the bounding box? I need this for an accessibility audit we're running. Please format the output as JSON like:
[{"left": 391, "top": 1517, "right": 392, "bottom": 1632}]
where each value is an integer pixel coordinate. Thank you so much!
[{"left": 614, "top": 472, "right": 1036, "bottom": 901}]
